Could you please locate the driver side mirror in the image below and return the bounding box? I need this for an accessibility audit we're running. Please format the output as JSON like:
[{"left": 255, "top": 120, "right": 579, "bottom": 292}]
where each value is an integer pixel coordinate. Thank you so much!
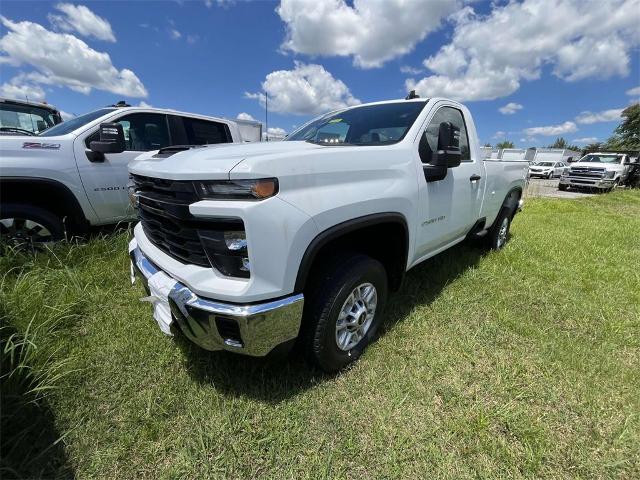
[
  {"left": 90, "top": 122, "right": 125, "bottom": 155},
  {"left": 431, "top": 121, "right": 462, "bottom": 168},
  {"left": 420, "top": 121, "right": 462, "bottom": 182}
]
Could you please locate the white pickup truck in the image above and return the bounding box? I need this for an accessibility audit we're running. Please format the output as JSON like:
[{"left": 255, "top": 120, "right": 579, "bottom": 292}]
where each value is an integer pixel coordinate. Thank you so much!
[
  {"left": 128, "top": 96, "right": 527, "bottom": 372},
  {"left": 0, "top": 103, "right": 252, "bottom": 247},
  {"left": 558, "top": 152, "right": 634, "bottom": 191}
]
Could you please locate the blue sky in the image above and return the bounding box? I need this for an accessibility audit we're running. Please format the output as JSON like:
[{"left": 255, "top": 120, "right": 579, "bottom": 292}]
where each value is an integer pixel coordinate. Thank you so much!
[{"left": 1, "top": 0, "right": 638, "bottom": 146}]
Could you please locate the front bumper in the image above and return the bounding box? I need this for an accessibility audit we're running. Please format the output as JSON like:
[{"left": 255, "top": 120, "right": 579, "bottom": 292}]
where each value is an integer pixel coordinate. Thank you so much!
[
  {"left": 130, "top": 246, "right": 304, "bottom": 356},
  {"left": 559, "top": 176, "right": 615, "bottom": 189}
]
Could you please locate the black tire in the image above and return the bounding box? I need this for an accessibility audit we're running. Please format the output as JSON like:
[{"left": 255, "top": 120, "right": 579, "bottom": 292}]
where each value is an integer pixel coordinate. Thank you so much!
[
  {"left": 0, "top": 204, "right": 65, "bottom": 251},
  {"left": 302, "top": 253, "right": 388, "bottom": 372},
  {"left": 547, "top": 171, "right": 553, "bottom": 179},
  {"left": 559, "top": 184, "right": 568, "bottom": 191},
  {"left": 485, "top": 207, "right": 512, "bottom": 250}
]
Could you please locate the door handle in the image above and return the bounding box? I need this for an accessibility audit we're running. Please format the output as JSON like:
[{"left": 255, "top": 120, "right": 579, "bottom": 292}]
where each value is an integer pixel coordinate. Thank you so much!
[{"left": 470, "top": 174, "right": 481, "bottom": 182}]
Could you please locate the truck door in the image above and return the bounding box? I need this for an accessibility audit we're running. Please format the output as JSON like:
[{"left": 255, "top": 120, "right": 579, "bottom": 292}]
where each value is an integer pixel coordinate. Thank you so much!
[
  {"left": 414, "top": 105, "right": 483, "bottom": 258},
  {"left": 73, "top": 112, "right": 171, "bottom": 222}
]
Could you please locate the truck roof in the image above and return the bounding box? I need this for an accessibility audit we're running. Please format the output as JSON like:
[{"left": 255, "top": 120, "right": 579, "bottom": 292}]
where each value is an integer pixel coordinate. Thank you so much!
[
  {"left": 1, "top": 96, "right": 60, "bottom": 113},
  {"left": 106, "top": 105, "right": 233, "bottom": 125}
]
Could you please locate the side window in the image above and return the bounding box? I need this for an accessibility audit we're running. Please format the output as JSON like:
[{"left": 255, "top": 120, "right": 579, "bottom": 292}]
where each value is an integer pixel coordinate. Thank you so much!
[
  {"left": 421, "top": 106, "right": 471, "bottom": 161},
  {"left": 117, "top": 113, "right": 170, "bottom": 151},
  {"left": 182, "top": 117, "right": 231, "bottom": 145}
]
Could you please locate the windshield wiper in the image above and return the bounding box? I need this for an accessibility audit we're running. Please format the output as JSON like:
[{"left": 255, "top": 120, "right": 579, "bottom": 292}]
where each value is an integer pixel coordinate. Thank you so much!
[{"left": 0, "top": 127, "right": 35, "bottom": 136}]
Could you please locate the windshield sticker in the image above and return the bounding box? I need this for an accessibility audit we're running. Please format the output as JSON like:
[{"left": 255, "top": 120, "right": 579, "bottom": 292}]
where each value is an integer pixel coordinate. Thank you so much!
[
  {"left": 328, "top": 118, "right": 342, "bottom": 123},
  {"left": 22, "top": 142, "right": 61, "bottom": 150}
]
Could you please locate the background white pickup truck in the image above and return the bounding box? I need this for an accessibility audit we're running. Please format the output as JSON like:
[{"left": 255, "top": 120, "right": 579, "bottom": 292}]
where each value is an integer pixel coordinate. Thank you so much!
[
  {"left": 559, "top": 152, "right": 634, "bottom": 191},
  {"left": 129, "top": 96, "right": 527, "bottom": 372},
  {"left": 0, "top": 103, "right": 255, "bottom": 247}
]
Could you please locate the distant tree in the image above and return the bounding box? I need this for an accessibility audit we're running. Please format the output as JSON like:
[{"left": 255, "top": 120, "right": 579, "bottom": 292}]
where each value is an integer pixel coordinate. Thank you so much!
[
  {"left": 548, "top": 137, "right": 580, "bottom": 151},
  {"left": 603, "top": 103, "right": 640, "bottom": 150},
  {"left": 484, "top": 143, "right": 492, "bottom": 147},
  {"left": 496, "top": 140, "right": 514, "bottom": 149},
  {"left": 584, "top": 142, "right": 602, "bottom": 152}
]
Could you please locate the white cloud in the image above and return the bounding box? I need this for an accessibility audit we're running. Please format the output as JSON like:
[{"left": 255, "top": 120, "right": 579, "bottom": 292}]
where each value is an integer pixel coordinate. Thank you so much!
[
  {"left": 138, "top": 101, "right": 152, "bottom": 107},
  {"left": 492, "top": 131, "right": 506, "bottom": 139},
  {"left": 169, "top": 28, "right": 181, "bottom": 40},
  {"left": 400, "top": 65, "right": 423, "bottom": 75},
  {"left": 524, "top": 121, "right": 578, "bottom": 137},
  {"left": 186, "top": 34, "right": 198, "bottom": 44},
  {"left": 246, "top": 61, "right": 360, "bottom": 115},
  {"left": 575, "top": 108, "right": 623, "bottom": 124},
  {"left": 237, "top": 112, "right": 256, "bottom": 121},
  {"left": 626, "top": 85, "right": 640, "bottom": 96},
  {"left": 499, "top": 102, "right": 523, "bottom": 115},
  {"left": 0, "top": 16, "right": 147, "bottom": 98},
  {"left": 0, "top": 77, "right": 46, "bottom": 101},
  {"left": 277, "top": 0, "right": 460, "bottom": 68},
  {"left": 48, "top": 3, "right": 115, "bottom": 42},
  {"left": 573, "top": 137, "right": 598, "bottom": 144},
  {"left": 264, "top": 127, "right": 288, "bottom": 141},
  {"left": 59, "top": 110, "right": 75, "bottom": 120},
  {"left": 407, "top": 0, "right": 640, "bottom": 101}
]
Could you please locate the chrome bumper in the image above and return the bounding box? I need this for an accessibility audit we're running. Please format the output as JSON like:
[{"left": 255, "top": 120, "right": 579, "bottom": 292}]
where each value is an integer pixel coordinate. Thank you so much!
[
  {"left": 130, "top": 247, "right": 304, "bottom": 356},
  {"left": 559, "top": 177, "right": 615, "bottom": 189}
]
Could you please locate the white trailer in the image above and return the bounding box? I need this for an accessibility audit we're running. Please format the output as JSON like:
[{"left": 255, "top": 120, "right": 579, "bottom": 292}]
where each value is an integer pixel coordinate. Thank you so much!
[
  {"left": 234, "top": 118, "right": 263, "bottom": 142},
  {"left": 532, "top": 148, "right": 581, "bottom": 164}
]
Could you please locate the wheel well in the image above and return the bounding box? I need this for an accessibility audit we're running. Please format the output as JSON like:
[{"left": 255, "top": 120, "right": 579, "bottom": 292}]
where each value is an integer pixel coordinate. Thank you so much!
[
  {"left": 0, "top": 178, "right": 88, "bottom": 234},
  {"left": 295, "top": 214, "right": 409, "bottom": 293},
  {"left": 503, "top": 187, "right": 522, "bottom": 212}
]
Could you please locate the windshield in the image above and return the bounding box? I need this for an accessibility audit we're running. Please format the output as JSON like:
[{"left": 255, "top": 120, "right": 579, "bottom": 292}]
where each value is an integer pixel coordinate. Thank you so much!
[
  {"left": 0, "top": 103, "right": 62, "bottom": 135},
  {"left": 286, "top": 101, "right": 426, "bottom": 146},
  {"left": 536, "top": 162, "right": 554, "bottom": 167},
  {"left": 38, "top": 108, "right": 116, "bottom": 136},
  {"left": 579, "top": 154, "right": 621, "bottom": 164}
]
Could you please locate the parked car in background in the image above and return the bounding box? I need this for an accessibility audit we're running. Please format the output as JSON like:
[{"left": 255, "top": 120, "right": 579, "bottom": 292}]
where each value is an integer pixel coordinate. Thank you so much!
[
  {"left": 529, "top": 161, "right": 568, "bottom": 178},
  {"left": 128, "top": 96, "right": 527, "bottom": 372},
  {"left": 0, "top": 102, "right": 253, "bottom": 248},
  {"left": 559, "top": 152, "right": 633, "bottom": 191},
  {"left": 0, "top": 97, "right": 63, "bottom": 136}
]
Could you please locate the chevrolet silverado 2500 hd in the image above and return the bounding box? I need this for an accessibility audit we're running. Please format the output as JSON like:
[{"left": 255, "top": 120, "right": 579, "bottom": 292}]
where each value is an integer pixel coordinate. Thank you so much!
[
  {"left": 0, "top": 103, "right": 252, "bottom": 248},
  {"left": 129, "top": 97, "right": 527, "bottom": 372}
]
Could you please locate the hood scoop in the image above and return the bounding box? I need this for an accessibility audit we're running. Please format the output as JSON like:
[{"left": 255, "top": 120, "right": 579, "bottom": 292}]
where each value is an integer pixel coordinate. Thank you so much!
[{"left": 153, "top": 144, "right": 206, "bottom": 158}]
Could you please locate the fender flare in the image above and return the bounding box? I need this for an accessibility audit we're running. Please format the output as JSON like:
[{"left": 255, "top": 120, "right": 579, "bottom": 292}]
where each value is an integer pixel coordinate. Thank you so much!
[
  {"left": 0, "top": 177, "right": 89, "bottom": 231},
  {"left": 293, "top": 212, "right": 409, "bottom": 292}
]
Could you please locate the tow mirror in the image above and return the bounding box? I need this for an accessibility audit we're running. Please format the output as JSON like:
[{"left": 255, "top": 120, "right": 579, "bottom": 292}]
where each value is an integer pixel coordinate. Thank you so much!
[
  {"left": 90, "top": 122, "right": 125, "bottom": 155},
  {"left": 431, "top": 122, "right": 462, "bottom": 168}
]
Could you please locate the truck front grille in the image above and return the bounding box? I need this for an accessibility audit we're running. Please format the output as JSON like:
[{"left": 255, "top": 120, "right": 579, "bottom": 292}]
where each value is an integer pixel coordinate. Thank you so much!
[
  {"left": 568, "top": 167, "right": 605, "bottom": 179},
  {"left": 131, "top": 174, "right": 243, "bottom": 268}
]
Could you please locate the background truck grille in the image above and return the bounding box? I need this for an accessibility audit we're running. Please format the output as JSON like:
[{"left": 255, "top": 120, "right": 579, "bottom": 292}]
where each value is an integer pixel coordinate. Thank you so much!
[
  {"left": 568, "top": 168, "right": 605, "bottom": 179},
  {"left": 131, "top": 174, "right": 243, "bottom": 267}
]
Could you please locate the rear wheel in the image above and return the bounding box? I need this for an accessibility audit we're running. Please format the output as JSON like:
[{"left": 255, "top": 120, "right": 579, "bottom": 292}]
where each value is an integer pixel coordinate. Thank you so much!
[
  {"left": 486, "top": 208, "right": 511, "bottom": 250},
  {"left": 559, "top": 184, "right": 568, "bottom": 191},
  {"left": 302, "top": 253, "right": 387, "bottom": 372},
  {"left": 0, "top": 204, "right": 64, "bottom": 251}
]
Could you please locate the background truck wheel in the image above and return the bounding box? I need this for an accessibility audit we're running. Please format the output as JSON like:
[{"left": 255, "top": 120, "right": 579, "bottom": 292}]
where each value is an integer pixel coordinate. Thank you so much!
[
  {"left": 302, "top": 253, "right": 388, "bottom": 373},
  {"left": 559, "top": 184, "right": 568, "bottom": 191},
  {"left": 547, "top": 171, "right": 553, "bottom": 179},
  {"left": 486, "top": 208, "right": 512, "bottom": 250},
  {"left": 0, "top": 204, "right": 64, "bottom": 251}
]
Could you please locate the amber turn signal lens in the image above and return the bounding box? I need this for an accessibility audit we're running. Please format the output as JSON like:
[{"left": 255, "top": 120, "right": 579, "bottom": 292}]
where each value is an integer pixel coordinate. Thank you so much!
[{"left": 252, "top": 179, "right": 278, "bottom": 199}]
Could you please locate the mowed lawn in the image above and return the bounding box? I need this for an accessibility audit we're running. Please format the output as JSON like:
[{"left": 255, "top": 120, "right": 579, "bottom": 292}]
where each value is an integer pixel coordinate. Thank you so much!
[{"left": 2, "top": 191, "right": 639, "bottom": 479}]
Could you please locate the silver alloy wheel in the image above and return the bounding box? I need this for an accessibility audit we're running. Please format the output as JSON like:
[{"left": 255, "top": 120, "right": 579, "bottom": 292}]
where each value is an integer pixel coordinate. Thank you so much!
[
  {"left": 335, "top": 282, "right": 378, "bottom": 351},
  {"left": 496, "top": 217, "right": 509, "bottom": 248},
  {"left": 0, "top": 217, "right": 54, "bottom": 249}
]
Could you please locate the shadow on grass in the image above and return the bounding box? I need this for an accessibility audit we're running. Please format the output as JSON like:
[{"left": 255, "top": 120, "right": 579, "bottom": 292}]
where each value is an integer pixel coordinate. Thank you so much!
[
  {"left": 0, "top": 323, "right": 75, "bottom": 480},
  {"left": 177, "top": 241, "right": 486, "bottom": 404}
]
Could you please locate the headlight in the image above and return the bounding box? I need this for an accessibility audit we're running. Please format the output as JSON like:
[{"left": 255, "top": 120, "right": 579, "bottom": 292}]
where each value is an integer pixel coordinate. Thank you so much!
[
  {"left": 604, "top": 171, "right": 616, "bottom": 179},
  {"left": 194, "top": 178, "right": 278, "bottom": 200}
]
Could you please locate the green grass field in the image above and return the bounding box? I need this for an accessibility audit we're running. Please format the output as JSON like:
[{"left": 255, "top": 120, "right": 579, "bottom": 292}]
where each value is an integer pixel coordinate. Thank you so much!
[{"left": 2, "top": 191, "right": 639, "bottom": 479}]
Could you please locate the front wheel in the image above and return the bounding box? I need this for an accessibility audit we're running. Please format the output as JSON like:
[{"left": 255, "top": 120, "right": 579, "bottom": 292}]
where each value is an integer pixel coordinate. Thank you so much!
[
  {"left": 559, "top": 183, "right": 568, "bottom": 191},
  {"left": 0, "top": 204, "right": 64, "bottom": 252},
  {"left": 302, "top": 253, "right": 388, "bottom": 372}
]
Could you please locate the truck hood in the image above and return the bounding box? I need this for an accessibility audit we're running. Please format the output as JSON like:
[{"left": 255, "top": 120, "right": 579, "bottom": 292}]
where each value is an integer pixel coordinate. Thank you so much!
[{"left": 129, "top": 141, "right": 325, "bottom": 180}]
